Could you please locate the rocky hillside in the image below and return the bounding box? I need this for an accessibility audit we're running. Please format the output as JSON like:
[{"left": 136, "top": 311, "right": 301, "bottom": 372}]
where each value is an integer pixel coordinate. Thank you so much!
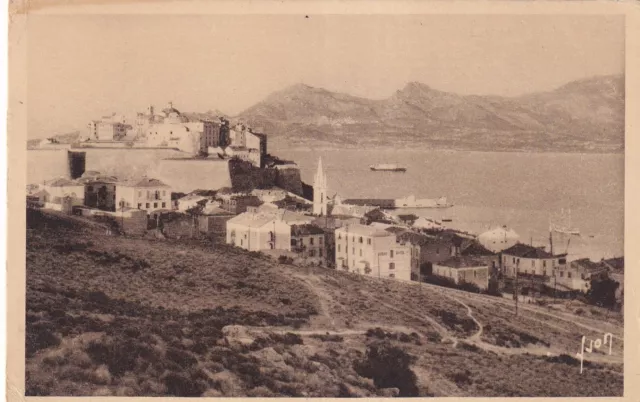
[
  {"left": 237, "top": 75, "right": 624, "bottom": 152},
  {"left": 25, "top": 210, "right": 623, "bottom": 397}
]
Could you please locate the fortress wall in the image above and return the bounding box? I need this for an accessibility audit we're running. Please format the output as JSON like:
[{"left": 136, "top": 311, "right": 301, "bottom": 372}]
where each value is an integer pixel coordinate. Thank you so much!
[
  {"left": 28, "top": 148, "right": 187, "bottom": 184},
  {"left": 275, "top": 167, "right": 304, "bottom": 196},
  {"left": 153, "top": 159, "right": 232, "bottom": 193}
]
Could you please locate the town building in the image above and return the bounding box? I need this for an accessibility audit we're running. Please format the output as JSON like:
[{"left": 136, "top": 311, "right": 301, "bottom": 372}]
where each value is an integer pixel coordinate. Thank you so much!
[
  {"left": 176, "top": 193, "right": 210, "bottom": 212},
  {"left": 41, "top": 178, "right": 86, "bottom": 212},
  {"left": 601, "top": 257, "right": 624, "bottom": 302},
  {"left": 432, "top": 256, "right": 490, "bottom": 290},
  {"left": 226, "top": 212, "right": 292, "bottom": 251},
  {"left": 313, "top": 157, "right": 328, "bottom": 216},
  {"left": 87, "top": 114, "right": 131, "bottom": 142},
  {"left": 501, "top": 243, "right": 567, "bottom": 278},
  {"left": 140, "top": 103, "right": 228, "bottom": 155},
  {"left": 335, "top": 224, "right": 411, "bottom": 281},
  {"left": 478, "top": 226, "right": 520, "bottom": 253},
  {"left": 115, "top": 177, "right": 172, "bottom": 218},
  {"left": 79, "top": 175, "right": 118, "bottom": 212},
  {"left": 227, "top": 123, "right": 267, "bottom": 167},
  {"left": 553, "top": 258, "right": 610, "bottom": 292},
  {"left": 397, "top": 231, "right": 459, "bottom": 281},
  {"left": 218, "top": 193, "right": 263, "bottom": 214},
  {"left": 291, "top": 224, "right": 326, "bottom": 261},
  {"left": 460, "top": 241, "right": 500, "bottom": 276}
]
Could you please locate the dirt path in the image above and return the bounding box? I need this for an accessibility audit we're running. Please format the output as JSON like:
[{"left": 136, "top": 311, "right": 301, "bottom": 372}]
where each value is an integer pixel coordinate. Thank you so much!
[{"left": 447, "top": 296, "right": 483, "bottom": 342}]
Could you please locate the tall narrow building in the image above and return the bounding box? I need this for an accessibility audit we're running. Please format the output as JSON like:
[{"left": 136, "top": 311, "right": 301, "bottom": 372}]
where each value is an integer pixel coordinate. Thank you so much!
[{"left": 313, "top": 157, "right": 328, "bottom": 216}]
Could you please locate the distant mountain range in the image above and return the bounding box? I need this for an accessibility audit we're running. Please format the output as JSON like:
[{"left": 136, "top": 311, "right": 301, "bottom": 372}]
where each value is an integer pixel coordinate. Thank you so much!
[
  {"left": 236, "top": 75, "right": 624, "bottom": 153},
  {"left": 32, "top": 75, "right": 624, "bottom": 153}
]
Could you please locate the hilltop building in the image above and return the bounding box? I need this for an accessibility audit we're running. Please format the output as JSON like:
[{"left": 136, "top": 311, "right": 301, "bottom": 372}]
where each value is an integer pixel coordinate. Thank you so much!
[
  {"left": 115, "top": 177, "right": 171, "bottom": 218},
  {"left": 397, "top": 231, "right": 461, "bottom": 281},
  {"left": 335, "top": 223, "right": 411, "bottom": 281},
  {"left": 501, "top": 243, "right": 567, "bottom": 278},
  {"left": 227, "top": 123, "right": 268, "bottom": 167},
  {"left": 313, "top": 157, "right": 328, "bottom": 216},
  {"left": 291, "top": 224, "right": 326, "bottom": 261},
  {"left": 78, "top": 172, "right": 118, "bottom": 211},
  {"left": 225, "top": 211, "right": 292, "bottom": 251},
  {"left": 87, "top": 114, "right": 132, "bottom": 142},
  {"left": 432, "top": 256, "right": 490, "bottom": 290}
]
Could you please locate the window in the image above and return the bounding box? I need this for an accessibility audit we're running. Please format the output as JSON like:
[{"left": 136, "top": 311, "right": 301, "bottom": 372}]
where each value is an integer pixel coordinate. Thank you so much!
[
  {"left": 87, "top": 185, "right": 94, "bottom": 192},
  {"left": 319, "top": 249, "right": 323, "bottom": 257},
  {"left": 162, "top": 202, "right": 166, "bottom": 208},
  {"left": 531, "top": 260, "right": 535, "bottom": 267},
  {"left": 359, "top": 249, "right": 362, "bottom": 257},
  {"left": 154, "top": 202, "right": 158, "bottom": 208},
  {"left": 291, "top": 239, "right": 297, "bottom": 247},
  {"left": 240, "top": 239, "right": 243, "bottom": 246},
  {"left": 319, "top": 237, "right": 323, "bottom": 245},
  {"left": 359, "top": 237, "right": 363, "bottom": 243},
  {"left": 560, "top": 271, "right": 564, "bottom": 278},
  {"left": 310, "top": 250, "right": 315, "bottom": 257},
  {"left": 163, "top": 190, "right": 166, "bottom": 196},
  {"left": 567, "top": 272, "right": 572, "bottom": 279},
  {"left": 389, "top": 273, "right": 395, "bottom": 278},
  {"left": 137, "top": 203, "right": 142, "bottom": 209},
  {"left": 512, "top": 257, "right": 516, "bottom": 263},
  {"left": 474, "top": 271, "right": 477, "bottom": 278},
  {"left": 390, "top": 250, "right": 394, "bottom": 258},
  {"left": 581, "top": 274, "right": 585, "bottom": 280},
  {"left": 543, "top": 261, "right": 547, "bottom": 268},
  {"left": 389, "top": 262, "right": 395, "bottom": 270},
  {"left": 337, "top": 245, "right": 341, "bottom": 252},
  {"left": 300, "top": 238, "right": 304, "bottom": 245},
  {"left": 338, "top": 233, "right": 342, "bottom": 240},
  {"left": 352, "top": 247, "right": 355, "bottom": 255},
  {"left": 146, "top": 203, "right": 150, "bottom": 208},
  {"left": 138, "top": 190, "right": 142, "bottom": 197},
  {"left": 559, "top": 258, "right": 566, "bottom": 264},
  {"left": 367, "top": 238, "right": 371, "bottom": 245},
  {"left": 310, "top": 238, "right": 314, "bottom": 245}
]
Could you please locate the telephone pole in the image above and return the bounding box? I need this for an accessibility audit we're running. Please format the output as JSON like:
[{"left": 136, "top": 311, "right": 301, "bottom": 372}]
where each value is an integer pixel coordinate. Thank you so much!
[{"left": 515, "top": 260, "right": 519, "bottom": 316}]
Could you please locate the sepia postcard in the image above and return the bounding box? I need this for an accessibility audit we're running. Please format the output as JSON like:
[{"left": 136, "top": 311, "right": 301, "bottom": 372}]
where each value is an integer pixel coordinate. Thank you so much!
[{"left": 6, "top": 0, "right": 640, "bottom": 400}]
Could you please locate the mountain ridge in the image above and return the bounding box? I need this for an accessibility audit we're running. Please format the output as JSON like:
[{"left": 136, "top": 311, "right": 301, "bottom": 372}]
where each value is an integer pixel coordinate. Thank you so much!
[{"left": 236, "top": 74, "right": 624, "bottom": 152}]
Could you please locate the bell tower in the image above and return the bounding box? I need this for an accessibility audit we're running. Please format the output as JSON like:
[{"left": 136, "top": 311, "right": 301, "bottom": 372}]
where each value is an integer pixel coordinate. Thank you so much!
[{"left": 313, "top": 157, "right": 328, "bottom": 216}]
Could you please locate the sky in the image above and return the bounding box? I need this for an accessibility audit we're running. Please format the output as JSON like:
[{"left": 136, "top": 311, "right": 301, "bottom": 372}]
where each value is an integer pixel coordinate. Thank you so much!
[{"left": 27, "top": 14, "right": 624, "bottom": 138}]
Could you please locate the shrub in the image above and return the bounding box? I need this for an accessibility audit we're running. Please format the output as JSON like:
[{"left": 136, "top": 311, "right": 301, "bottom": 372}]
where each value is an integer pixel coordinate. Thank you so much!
[
  {"left": 25, "top": 322, "right": 60, "bottom": 357},
  {"left": 163, "top": 372, "right": 207, "bottom": 397},
  {"left": 354, "top": 341, "right": 419, "bottom": 397},
  {"left": 574, "top": 308, "right": 585, "bottom": 316},
  {"left": 309, "top": 333, "right": 344, "bottom": 342},
  {"left": 166, "top": 347, "right": 198, "bottom": 368}
]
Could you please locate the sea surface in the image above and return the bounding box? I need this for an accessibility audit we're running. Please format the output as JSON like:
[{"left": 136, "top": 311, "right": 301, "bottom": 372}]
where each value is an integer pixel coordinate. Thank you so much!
[{"left": 276, "top": 148, "right": 624, "bottom": 262}]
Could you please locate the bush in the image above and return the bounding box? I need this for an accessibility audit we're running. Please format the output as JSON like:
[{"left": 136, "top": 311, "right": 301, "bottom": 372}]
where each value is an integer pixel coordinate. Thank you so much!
[
  {"left": 309, "top": 333, "right": 344, "bottom": 342},
  {"left": 354, "top": 341, "right": 419, "bottom": 397},
  {"left": 163, "top": 372, "right": 207, "bottom": 397},
  {"left": 25, "top": 322, "right": 60, "bottom": 357}
]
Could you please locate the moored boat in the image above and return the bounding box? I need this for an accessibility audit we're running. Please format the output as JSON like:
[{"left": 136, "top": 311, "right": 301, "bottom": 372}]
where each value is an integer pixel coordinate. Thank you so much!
[{"left": 369, "top": 163, "right": 407, "bottom": 172}]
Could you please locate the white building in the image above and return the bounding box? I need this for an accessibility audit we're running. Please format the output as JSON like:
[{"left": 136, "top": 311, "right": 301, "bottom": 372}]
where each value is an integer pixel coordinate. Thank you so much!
[
  {"left": 335, "top": 224, "right": 411, "bottom": 281},
  {"left": 313, "top": 157, "right": 328, "bottom": 216},
  {"left": 226, "top": 212, "right": 292, "bottom": 251},
  {"left": 115, "top": 177, "right": 172, "bottom": 215},
  {"left": 87, "top": 114, "right": 131, "bottom": 142},
  {"left": 478, "top": 226, "right": 520, "bottom": 253},
  {"left": 176, "top": 194, "right": 209, "bottom": 212},
  {"left": 41, "top": 178, "right": 85, "bottom": 211}
]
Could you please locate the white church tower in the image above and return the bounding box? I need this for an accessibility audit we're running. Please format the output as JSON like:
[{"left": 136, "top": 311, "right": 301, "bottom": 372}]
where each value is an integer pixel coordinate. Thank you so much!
[{"left": 313, "top": 157, "right": 328, "bottom": 216}]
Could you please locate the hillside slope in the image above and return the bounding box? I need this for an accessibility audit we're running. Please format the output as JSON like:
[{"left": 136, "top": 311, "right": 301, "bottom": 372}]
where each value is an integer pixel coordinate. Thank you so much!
[
  {"left": 237, "top": 75, "right": 624, "bottom": 152},
  {"left": 25, "top": 210, "right": 623, "bottom": 397}
]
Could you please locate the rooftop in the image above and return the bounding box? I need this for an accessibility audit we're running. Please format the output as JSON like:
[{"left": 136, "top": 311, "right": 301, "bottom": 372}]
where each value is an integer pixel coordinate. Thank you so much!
[
  {"left": 436, "top": 256, "right": 487, "bottom": 269},
  {"left": 291, "top": 224, "right": 326, "bottom": 236},
  {"left": 502, "top": 243, "right": 555, "bottom": 259},
  {"left": 43, "top": 177, "right": 82, "bottom": 187},
  {"left": 571, "top": 258, "right": 609, "bottom": 274},
  {"left": 119, "top": 177, "right": 170, "bottom": 188},
  {"left": 461, "top": 242, "right": 496, "bottom": 256},
  {"left": 337, "top": 223, "right": 392, "bottom": 238}
]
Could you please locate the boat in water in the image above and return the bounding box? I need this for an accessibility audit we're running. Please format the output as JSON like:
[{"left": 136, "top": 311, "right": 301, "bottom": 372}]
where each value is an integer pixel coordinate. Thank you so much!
[
  {"left": 369, "top": 163, "right": 407, "bottom": 172},
  {"left": 394, "top": 195, "right": 453, "bottom": 209}
]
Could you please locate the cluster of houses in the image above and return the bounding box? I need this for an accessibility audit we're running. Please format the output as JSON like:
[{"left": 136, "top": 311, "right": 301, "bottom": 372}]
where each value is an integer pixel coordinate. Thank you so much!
[
  {"left": 82, "top": 103, "right": 267, "bottom": 167},
  {"left": 28, "top": 153, "right": 624, "bottom": 302}
]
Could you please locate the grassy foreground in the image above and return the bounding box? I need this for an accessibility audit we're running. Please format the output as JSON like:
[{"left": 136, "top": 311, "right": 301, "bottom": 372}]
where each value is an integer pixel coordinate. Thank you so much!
[{"left": 25, "top": 210, "right": 623, "bottom": 397}]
